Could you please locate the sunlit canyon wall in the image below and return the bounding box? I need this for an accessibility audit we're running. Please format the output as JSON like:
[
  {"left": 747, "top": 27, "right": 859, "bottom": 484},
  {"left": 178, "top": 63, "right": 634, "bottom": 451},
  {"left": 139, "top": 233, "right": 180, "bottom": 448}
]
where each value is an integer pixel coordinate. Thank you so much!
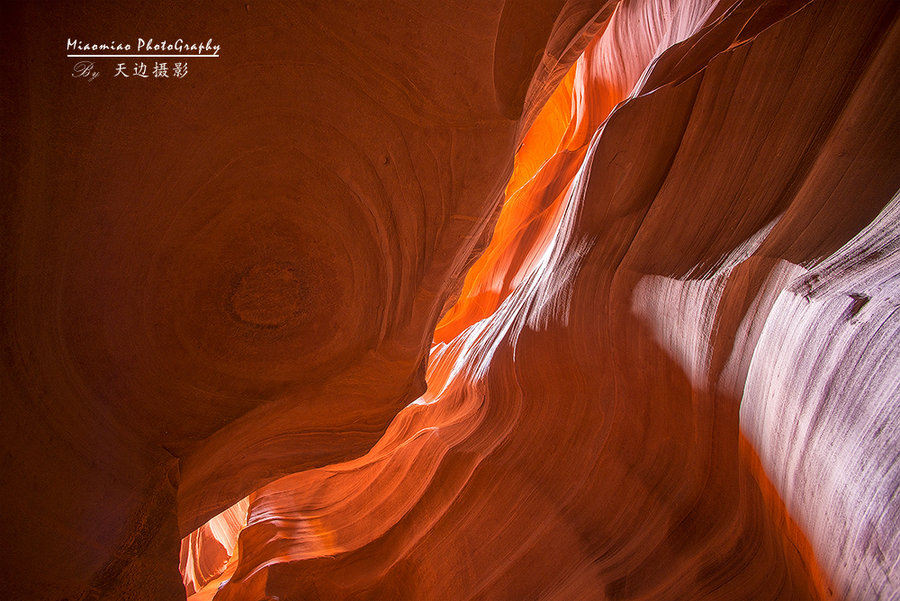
[{"left": 2, "top": 0, "right": 898, "bottom": 600}]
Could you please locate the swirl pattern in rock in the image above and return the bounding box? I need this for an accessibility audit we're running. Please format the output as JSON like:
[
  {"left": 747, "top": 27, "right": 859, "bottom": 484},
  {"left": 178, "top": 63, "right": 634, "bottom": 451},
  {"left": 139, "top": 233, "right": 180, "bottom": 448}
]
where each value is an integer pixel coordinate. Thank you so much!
[
  {"left": 1, "top": 0, "right": 898, "bottom": 600},
  {"left": 204, "top": 0, "right": 900, "bottom": 599}
]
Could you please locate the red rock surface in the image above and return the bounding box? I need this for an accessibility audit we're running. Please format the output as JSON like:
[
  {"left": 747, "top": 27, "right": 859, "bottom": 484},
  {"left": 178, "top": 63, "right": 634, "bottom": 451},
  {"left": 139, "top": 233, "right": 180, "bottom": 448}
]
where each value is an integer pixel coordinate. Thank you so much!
[{"left": 1, "top": 0, "right": 898, "bottom": 600}]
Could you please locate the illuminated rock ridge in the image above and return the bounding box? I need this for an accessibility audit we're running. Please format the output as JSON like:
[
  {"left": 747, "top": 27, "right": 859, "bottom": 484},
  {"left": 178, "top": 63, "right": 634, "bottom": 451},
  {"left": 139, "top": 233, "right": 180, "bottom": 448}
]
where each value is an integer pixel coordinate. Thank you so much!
[{"left": 1, "top": 0, "right": 898, "bottom": 599}]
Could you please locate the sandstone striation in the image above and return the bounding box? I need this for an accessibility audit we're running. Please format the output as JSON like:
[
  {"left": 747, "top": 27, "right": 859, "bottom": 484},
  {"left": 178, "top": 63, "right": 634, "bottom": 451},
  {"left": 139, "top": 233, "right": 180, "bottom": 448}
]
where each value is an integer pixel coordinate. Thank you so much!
[{"left": 1, "top": 0, "right": 898, "bottom": 599}]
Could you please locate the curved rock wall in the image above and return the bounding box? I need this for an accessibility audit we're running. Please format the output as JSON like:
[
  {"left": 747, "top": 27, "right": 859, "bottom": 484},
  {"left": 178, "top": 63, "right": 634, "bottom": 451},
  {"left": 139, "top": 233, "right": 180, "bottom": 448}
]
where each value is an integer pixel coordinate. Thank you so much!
[
  {"left": 192, "top": 0, "right": 900, "bottom": 599},
  {"left": 2, "top": 0, "right": 898, "bottom": 599}
]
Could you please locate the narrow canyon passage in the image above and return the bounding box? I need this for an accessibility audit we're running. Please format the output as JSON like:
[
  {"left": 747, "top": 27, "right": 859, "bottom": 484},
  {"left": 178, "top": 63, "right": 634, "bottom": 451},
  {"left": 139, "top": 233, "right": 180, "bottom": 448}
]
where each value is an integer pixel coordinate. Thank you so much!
[{"left": 2, "top": 0, "right": 898, "bottom": 600}]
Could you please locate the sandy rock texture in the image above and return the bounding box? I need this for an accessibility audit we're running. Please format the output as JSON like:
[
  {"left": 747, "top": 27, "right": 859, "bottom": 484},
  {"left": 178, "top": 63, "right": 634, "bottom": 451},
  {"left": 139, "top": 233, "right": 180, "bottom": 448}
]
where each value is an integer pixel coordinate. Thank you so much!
[{"left": 1, "top": 0, "right": 897, "bottom": 599}]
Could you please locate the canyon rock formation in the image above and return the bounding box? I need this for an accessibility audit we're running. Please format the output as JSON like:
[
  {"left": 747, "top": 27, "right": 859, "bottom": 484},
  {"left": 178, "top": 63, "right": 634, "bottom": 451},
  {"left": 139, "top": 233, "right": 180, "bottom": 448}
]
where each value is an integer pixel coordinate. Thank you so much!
[{"left": 2, "top": 0, "right": 898, "bottom": 600}]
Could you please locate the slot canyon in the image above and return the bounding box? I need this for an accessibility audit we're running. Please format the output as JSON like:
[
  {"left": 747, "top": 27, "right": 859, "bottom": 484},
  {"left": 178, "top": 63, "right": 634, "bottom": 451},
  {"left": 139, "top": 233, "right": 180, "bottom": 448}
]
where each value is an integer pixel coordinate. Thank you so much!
[{"left": 2, "top": 0, "right": 899, "bottom": 599}]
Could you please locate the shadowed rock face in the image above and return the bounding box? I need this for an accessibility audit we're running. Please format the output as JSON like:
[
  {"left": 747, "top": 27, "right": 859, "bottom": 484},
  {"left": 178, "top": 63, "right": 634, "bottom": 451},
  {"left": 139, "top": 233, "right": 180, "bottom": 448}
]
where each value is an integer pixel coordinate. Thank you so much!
[{"left": 1, "top": 0, "right": 898, "bottom": 600}]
